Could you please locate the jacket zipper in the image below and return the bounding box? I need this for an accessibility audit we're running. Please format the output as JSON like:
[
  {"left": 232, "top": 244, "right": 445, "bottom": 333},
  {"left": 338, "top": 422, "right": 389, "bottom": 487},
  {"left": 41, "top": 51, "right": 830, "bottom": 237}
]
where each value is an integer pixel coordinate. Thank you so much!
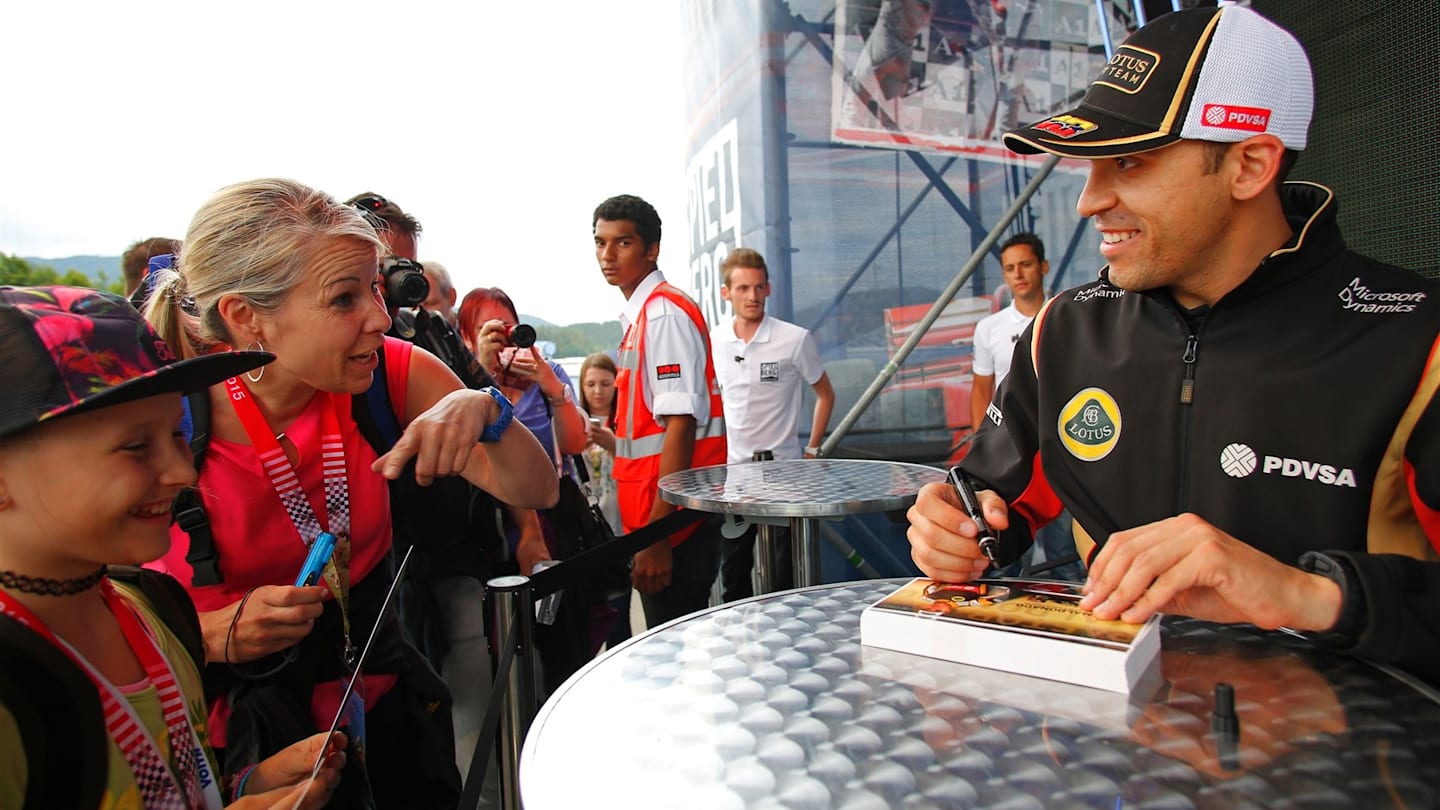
[
  {"left": 1180, "top": 335, "right": 1198, "bottom": 404},
  {"left": 1176, "top": 329, "right": 1200, "bottom": 510}
]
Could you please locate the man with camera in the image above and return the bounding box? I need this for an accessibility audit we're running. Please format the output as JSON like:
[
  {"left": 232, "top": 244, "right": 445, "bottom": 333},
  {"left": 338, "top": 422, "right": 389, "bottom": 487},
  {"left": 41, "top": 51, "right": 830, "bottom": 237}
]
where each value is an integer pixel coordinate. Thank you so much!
[
  {"left": 346, "top": 191, "right": 511, "bottom": 795},
  {"left": 347, "top": 192, "right": 484, "bottom": 385}
]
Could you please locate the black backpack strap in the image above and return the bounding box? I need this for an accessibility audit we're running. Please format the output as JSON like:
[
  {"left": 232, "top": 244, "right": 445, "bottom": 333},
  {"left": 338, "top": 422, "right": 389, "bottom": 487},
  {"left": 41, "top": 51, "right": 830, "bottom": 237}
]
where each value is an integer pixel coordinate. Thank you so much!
[
  {"left": 0, "top": 615, "right": 109, "bottom": 806},
  {"left": 355, "top": 340, "right": 403, "bottom": 455},
  {"left": 176, "top": 390, "right": 224, "bottom": 585},
  {"left": 107, "top": 565, "right": 206, "bottom": 672}
]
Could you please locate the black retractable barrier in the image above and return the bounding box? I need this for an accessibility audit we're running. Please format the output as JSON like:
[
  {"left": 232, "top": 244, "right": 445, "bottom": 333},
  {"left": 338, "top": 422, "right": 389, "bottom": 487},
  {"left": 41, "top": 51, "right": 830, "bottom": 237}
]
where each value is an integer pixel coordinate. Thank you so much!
[{"left": 459, "top": 508, "right": 707, "bottom": 810}]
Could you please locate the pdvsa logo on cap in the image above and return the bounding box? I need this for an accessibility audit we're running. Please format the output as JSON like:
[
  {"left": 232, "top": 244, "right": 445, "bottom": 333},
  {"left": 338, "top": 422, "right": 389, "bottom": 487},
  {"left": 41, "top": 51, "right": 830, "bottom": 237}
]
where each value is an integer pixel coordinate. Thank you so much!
[
  {"left": 1057, "top": 387, "right": 1122, "bottom": 462},
  {"left": 1201, "top": 104, "right": 1271, "bottom": 133},
  {"left": 1033, "top": 115, "right": 1098, "bottom": 139},
  {"left": 1096, "top": 45, "right": 1159, "bottom": 94}
]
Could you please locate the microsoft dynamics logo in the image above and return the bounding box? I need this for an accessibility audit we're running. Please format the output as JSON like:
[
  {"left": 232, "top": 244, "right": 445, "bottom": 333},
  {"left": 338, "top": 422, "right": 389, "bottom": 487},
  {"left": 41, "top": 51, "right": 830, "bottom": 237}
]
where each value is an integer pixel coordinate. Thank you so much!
[{"left": 1219, "top": 443, "right": 1258, "bottom": 478}]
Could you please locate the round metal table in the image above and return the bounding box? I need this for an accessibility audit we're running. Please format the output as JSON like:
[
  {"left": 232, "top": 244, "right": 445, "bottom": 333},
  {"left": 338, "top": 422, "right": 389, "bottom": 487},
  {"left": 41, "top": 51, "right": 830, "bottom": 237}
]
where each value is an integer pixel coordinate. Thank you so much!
[
  {"left": 521, "top": 579, "right": 1440, "bottom": 809},
  {"left": 659, "top": 459, "right": 945, "bottom": 589}
]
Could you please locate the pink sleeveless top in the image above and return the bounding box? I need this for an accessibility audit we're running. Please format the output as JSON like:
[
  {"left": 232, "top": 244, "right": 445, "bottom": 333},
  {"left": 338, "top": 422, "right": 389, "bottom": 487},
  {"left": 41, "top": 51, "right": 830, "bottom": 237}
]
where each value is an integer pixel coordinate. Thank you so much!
[{"left": 155, "top": 338, "right": 411, "bottom": 610}]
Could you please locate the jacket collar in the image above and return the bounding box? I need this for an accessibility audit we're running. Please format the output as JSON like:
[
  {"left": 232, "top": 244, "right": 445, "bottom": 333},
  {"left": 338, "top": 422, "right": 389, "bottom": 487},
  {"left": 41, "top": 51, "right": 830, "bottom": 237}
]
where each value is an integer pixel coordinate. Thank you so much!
[{"left": 1219, "top": 181, "right": 1345, "bottom": 302}]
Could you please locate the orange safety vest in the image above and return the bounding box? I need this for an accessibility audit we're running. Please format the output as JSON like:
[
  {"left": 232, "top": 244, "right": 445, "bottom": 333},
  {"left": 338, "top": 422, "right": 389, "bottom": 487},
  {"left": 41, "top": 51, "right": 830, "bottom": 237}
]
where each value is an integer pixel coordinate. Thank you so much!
[{"left": 614, "top": 282, "right": 727, "bottom": 545}]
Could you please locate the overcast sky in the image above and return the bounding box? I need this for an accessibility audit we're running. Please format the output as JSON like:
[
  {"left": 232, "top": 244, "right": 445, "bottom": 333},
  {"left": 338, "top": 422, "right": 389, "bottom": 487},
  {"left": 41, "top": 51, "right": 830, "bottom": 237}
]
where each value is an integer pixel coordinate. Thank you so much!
[{"left": 0, "top": 1, "right": 687, "bottom": 326}]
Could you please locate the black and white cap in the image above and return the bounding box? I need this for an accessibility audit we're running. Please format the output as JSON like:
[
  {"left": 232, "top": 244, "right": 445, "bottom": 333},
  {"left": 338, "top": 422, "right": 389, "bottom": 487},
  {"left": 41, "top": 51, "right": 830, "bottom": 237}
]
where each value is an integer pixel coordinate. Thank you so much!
[{"left": 1004, "top": 5, "right": 1313, "bottom": 159}]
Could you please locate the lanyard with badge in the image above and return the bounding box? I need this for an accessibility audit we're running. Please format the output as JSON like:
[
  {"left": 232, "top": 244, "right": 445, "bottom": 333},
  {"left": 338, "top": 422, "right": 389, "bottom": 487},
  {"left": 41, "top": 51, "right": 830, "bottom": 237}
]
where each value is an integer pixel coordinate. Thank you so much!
[
  {"left": 224, "top": 376, "right": 373, "bottom": 753},
  {"left": 223, "top": 376, "right": 357, "bottom": 665},
  {"left": 0, "top": 582, "right": 224, "bottom": 809}
]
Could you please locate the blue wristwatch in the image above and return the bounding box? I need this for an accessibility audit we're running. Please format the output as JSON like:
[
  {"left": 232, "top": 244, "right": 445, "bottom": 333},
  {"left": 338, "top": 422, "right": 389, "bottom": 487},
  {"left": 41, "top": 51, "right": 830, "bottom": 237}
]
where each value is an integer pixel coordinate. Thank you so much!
[{"left": 478, "top": 386, "right": 514, "bottom": 443}]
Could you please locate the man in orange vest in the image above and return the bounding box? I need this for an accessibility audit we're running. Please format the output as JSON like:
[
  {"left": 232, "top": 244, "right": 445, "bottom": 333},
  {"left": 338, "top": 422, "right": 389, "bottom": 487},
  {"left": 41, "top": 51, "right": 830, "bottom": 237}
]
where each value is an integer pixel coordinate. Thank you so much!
[{"left": 594, "top": 194, "right": 728, "bottom": 626}]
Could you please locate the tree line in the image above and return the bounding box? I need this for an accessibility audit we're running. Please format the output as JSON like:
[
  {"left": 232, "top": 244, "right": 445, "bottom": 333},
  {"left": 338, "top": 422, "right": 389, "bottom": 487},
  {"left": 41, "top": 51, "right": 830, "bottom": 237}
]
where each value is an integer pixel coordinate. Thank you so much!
[
  {"left": 535, "top": 319, "right": 623, "bottom": 358},
  {"left": 2, "top": 254, "right": 124, "bottom": 293},
  {"left": 4, "top": 253, "right": 622, "bottom": 356}
]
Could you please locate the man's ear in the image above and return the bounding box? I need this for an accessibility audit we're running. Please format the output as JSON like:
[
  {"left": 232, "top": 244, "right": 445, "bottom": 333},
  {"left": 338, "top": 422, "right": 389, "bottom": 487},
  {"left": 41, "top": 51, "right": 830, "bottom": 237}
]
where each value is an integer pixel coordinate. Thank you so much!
[
  {"left": 719, "top": 283, "right": 732, "bottom": 303},
  {"left": 1230, "top": 134, "right": 1287, "bottom": 202},
  {"left": 645, "top": 240, "right": 661, "bottom": 269},
  {"left": 216, "top": 293, "right": 265, "bottom": 347},
  {"left": 445, "top": 287, "right": 458, "bottom": 308}
]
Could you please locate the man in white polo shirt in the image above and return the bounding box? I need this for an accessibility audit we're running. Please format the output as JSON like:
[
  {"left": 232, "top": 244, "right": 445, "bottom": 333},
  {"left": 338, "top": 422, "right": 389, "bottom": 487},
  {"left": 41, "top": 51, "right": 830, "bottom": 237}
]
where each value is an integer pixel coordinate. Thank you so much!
[
  {"left": 711, "top": 248, "right": 836, "bottom": 600},
  {"left": 969, "top": 232, "right": 1050, "bottom": 433}
]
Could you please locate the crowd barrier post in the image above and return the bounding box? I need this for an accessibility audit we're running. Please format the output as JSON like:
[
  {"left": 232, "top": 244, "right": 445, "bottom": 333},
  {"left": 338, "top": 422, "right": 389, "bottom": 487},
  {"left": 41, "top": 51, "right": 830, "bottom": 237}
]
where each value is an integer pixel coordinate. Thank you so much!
[{"left": 487, "top": 574, "right": 536, "bottom": 810}]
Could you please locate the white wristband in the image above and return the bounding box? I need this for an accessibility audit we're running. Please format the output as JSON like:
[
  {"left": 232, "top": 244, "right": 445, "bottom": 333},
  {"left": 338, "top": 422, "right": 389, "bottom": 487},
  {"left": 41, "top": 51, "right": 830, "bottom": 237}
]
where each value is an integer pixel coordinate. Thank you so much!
[{"left": 804, "top": 446, "right": 821, "bottom": 455}]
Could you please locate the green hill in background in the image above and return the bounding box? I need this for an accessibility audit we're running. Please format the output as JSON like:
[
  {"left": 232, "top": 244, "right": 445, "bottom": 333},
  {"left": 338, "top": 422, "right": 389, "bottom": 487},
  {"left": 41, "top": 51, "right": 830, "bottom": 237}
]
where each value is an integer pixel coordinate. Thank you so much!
[
  {"left": 6, "top": 255, "right": 124, "bottom": 293},
  {"left": 20, "top": 255, "right": 125, "bottom": 292},
  {"left": 8, "top": 253, "right": 621, "bottom": 355},
  {"left": 526, "top": 318, "right": 622, "bottom": 358}
]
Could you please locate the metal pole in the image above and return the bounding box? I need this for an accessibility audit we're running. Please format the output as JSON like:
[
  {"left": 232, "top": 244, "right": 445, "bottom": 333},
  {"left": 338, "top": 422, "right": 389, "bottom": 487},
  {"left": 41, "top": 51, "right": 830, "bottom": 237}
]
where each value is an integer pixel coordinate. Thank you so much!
[
  {"left": 763, "top": 0, "right": 797, "bottom": 322},
  {"left": 751, "top": 451, "right": 778, "bottom": 593},
  {"left": 1094, "top": 0, "right": 1116, "bottom": 59},
  {"left": 818, "top": 519, "right": 884, "bottom": 579},
  {"left": 820, "top": 154, "right": 1060, "bottom": 455},
  {"left": 754, "top": 524, "right": 778, "bottom": 593},
  {"left": 488, "top": 574, "right": 535, "bottom": 810},
  {"left": 792, "top": 517, "right": 821, "bottom": 586}
]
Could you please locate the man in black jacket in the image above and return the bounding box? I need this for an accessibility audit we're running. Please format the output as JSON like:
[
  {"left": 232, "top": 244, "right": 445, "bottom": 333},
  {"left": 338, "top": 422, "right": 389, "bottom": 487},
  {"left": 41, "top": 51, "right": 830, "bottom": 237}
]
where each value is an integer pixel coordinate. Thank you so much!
[{"left": 907, "top": 6, "right": 1440, "bottom": 683}]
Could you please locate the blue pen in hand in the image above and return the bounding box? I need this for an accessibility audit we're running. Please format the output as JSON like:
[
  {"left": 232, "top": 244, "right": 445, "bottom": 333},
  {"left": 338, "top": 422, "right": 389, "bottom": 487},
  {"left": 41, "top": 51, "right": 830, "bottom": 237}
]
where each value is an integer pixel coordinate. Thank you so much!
[
  {"left": 947, "top": 466, "right": 999, "bottom": 565},
  {"left": 295, "top": 532, "right": 338, "bottom": 587}
]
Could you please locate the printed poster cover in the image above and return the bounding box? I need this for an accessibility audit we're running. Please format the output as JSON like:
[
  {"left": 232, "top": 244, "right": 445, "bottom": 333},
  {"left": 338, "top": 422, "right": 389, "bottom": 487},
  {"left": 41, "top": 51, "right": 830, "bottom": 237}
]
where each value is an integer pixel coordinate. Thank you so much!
[{"left": 867, "top": 577, "right": 1145, "bottom": 650}]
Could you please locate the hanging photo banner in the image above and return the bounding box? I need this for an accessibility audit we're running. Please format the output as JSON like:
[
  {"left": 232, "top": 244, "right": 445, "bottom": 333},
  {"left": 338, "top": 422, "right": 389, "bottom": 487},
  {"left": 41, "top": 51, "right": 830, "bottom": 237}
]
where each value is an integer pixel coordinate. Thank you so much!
[{"left": 831, "top": 0, "right": 1130, "bottom": 169}]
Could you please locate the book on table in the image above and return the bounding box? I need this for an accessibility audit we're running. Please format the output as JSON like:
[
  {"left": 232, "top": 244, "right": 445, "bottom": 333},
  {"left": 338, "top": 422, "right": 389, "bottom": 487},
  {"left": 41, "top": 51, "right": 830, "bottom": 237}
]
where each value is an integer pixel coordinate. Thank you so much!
[{"left": 860, "top": 577, "right": 1161, "bottom": 694}]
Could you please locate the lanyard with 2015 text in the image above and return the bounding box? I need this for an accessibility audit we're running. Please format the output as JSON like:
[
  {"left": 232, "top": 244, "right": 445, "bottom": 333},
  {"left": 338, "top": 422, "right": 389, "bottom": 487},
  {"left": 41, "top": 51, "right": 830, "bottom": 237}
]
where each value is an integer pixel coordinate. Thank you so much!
[
  {"left": 0, "top": 582, "right": 224, "bottom": 808},
  {"left": 223, "top": 376, "right": 356, "bottom": 664}
]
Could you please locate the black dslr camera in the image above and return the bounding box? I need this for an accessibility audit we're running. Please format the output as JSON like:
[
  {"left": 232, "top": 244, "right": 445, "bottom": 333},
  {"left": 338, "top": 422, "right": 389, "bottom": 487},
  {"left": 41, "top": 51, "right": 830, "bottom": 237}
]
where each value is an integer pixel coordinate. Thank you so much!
[{"left": 379, "top": 257, "right": 430, "bottom": 308}]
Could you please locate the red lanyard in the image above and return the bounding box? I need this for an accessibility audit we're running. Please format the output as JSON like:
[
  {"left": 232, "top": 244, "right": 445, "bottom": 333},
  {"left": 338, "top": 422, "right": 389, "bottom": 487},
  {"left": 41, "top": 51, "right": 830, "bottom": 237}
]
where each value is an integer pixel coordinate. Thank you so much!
[
  {"left": 222, "top": 376, "right": 355, "bottom": 657},
  {"left": 222, "top": 376, "right": 351, "bottom": 548},
  {"left": 0, "top": 582, "right": 222, "bottom": 808}
]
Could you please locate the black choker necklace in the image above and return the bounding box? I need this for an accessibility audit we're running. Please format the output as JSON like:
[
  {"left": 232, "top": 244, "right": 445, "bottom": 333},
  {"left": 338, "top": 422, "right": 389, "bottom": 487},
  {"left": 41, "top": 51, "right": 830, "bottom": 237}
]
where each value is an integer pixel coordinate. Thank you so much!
[{"left": 0, "top": 568, "right": 106, "bottom": 596}]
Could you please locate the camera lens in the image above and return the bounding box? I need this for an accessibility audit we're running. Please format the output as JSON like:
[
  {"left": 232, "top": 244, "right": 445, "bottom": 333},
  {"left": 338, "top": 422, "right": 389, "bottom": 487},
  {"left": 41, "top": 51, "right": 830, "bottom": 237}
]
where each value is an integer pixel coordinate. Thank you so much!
[
  {"left": 380, "top": 258, "right": 430, "bottom": 308},
  {"left": 393, "top": 272, "right": 429, "bottom": 307},
  {"left": 509, "top": 323, "right": 537, "bottom": 349}
]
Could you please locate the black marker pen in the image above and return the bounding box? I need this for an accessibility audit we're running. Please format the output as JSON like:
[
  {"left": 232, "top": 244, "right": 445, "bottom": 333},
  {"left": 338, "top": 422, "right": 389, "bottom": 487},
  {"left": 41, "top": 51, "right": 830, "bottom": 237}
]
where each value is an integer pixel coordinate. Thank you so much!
[{"left": 948, "top": 466, "right": 999, "bottom": 565}]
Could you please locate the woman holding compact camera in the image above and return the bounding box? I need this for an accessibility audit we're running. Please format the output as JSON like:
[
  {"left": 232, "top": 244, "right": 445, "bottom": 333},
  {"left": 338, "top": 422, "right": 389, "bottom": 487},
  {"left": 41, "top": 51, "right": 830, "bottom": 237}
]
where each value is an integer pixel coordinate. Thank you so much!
[{"left": 457, "top": 288, "right": 589, "bottom": 473}]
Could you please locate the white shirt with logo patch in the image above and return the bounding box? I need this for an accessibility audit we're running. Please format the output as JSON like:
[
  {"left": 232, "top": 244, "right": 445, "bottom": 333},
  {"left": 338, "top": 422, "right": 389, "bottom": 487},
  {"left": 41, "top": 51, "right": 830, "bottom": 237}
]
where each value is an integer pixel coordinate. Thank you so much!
[
  {"left": 620, "top": 270, "right": 713, "bottom": 427},
  {"left": 971, "top": 303, "right": 1034, "bottom": 382},
  {"left": 711, "top": 314, "right": 824, "bottom": 463}
]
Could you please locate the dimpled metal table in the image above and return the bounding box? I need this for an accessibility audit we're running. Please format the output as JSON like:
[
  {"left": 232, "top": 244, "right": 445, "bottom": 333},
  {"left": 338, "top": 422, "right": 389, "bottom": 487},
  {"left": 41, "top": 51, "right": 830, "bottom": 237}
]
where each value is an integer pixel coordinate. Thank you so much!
[
  {"left": 521, "top": 579, "right": 1440, "bottom": 809},
  {"left": 659, "top": 459, "right": 946, "bottom": 588}
]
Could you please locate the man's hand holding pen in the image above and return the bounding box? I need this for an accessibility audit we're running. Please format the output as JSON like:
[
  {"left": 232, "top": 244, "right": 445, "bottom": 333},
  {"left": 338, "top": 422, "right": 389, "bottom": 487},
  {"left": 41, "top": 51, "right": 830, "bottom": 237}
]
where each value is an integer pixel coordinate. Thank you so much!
[
  {"left": 950, "top": 468, "right": 999, "bottom": 565},
  {"left": 906, "top": 468, "right": 1010, "bottom": 582}
]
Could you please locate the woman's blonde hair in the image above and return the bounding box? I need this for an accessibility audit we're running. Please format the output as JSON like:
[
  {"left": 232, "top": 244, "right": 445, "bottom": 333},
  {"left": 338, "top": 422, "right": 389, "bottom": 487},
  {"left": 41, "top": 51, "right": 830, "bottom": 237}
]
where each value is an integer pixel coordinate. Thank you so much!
[{"left": 144, "top": 178, "right": 383, "bottom": 356}]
